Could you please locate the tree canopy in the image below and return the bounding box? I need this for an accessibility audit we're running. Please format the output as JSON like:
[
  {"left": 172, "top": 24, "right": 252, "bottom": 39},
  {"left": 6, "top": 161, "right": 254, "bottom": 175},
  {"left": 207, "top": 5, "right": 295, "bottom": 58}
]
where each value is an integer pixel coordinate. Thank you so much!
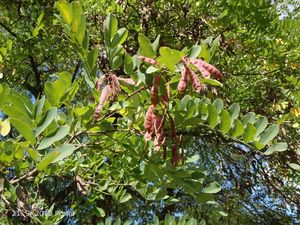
[{"left": 0, "top": 0, "right": 299, "bottom": 224}]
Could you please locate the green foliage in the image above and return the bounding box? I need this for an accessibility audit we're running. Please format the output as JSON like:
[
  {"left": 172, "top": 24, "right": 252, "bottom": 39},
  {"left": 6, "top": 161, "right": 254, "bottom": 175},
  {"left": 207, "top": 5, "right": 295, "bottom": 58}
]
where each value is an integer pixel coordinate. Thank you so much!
[{"left": 0, "top": 0, "right": 298, "bottom": 224}]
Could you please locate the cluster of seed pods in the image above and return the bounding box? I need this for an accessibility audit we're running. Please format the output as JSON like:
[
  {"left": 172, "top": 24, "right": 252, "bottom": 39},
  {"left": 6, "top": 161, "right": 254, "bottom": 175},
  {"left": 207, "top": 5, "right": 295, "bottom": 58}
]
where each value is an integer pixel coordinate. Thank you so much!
[
  {"left": 177, "top": 57, "right": 222, "bottom": 94},
  {"left": 140, "top": 56, "right": 182, "bottom": 165},
  {"left": 93, "top": 73, "right": 135, "bottom": 121}
]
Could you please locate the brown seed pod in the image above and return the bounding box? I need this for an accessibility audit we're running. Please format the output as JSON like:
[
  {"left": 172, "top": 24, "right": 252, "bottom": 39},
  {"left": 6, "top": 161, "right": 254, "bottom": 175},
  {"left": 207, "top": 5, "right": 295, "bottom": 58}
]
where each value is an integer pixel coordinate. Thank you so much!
[
  {"left": 150, "top": 74, "right": 161, "bottom": 105},
  {"left": 150, "top": 86, "right": 159, "bottom": 106},
  {"left": 190, "top": 58, "right": 222, "bottom": 80},
  {"left": 177, "top": 66, "right": 189, "bottom": 94},
  {"left": 109, "top": 74, "right": 121, "bottom": 100},
  {"left": 171, "top": 144, "right": 180, "bottom": 166},
  {"left": 153, "top": 113, "right": 166, "bottom": 151},
  {"left": 93, "top": 85, "right": 112, "bottom": 121},
  {"left": 144, "top": 105, "right": 155, "bottom": 132},
  {"left": 117, "top": 77, "right": 136, "bottom": 86},
  {"left": 144, "top": 131, "right": 152, "bottom": 141},
  {"left": 169, "top": 115, "right": 176, "bottom": 142},
  {"left": 161, "top": 83, "right": 170, "bottom": 104},
  {"left": 153, "top": 74, "right": 161, "bottom": 89},
  {"left": 188, "top": 69, "right": 202, "bottom": 93},
  {"left": 137, "top": 56, "right": 159, "bottom": 66},
  {"left": 96, "top": 76, "right": 105, "bottom": 91},
  {"left": 189, "top": 59, "right": 211, "bottom": 78}
]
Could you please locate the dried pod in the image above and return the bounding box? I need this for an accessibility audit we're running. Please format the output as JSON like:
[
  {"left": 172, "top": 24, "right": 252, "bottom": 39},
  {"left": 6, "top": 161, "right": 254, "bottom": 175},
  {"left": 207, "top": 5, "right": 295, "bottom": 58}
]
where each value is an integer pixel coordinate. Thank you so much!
[
  {"left": 110, "top": 74, "right": 121, "bottom": 100},
  {"left": 93, "top": 85, "right": 112, "bottom": 120},
  {"left": 150, "top": 86, "right": 159, "bottom": 105},
  {"left": 110, "top": 74, "right": 121, "bottom": 92},
  {"left": 189, "top": 69, "right": 202, "bottom": 93},
  {"left": 169, "top": 115, "right": 176, "bottom": 142},
  {"left": 144, "top": 105, "right": 155, "bottom": 132},
  {"left": 117, "top": 77, "right": 136, "bottom": 86},
  {"left": 171, "top": 144, "right": 180, "bottom": 166},
  {"left": 189, "top": 59, "right": 211, "bottom": 78},
  {"left": 161, "top": 83, "right": 170, "bottom": 104},
  {"left": 144, "top": 131, "right": 152, "bottom": 141},
  {"left": 177, "top": 66, "right": 189, "bottom": 94},
  {"left": 153, "top": 113, "right": 166, "bottom": 151},
  {"left": 153, "top": 74, "right": 161, "bottom": 89},
  {"left": 190, "top": 58, "right": 222, "bottom": 80},
  {"left": 96, "top": 76, "right": 105, "bottom": 91},
  {"left": 137, "top": 56, "right": 159, "bottom": 66}
]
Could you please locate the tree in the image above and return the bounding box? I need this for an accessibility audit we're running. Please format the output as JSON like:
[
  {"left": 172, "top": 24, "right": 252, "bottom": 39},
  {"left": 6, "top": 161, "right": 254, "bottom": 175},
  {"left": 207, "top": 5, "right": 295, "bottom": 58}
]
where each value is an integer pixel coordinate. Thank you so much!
[{"left": 0, "top": 0, "right": 299, "bottom": 224}]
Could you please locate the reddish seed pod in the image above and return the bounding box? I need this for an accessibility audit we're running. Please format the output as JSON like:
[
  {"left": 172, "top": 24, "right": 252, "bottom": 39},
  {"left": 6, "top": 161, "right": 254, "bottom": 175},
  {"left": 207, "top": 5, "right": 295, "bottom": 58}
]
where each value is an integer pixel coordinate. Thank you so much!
[
  {"left": 153, "top": 74, "right": 161, "bottom": 89},
  {"left": 117, "top": 78, "right": 136, "bottom": 86},
  {"left": 144, "top": 105, "right": 155, "bottom": 132},
  {"left": 189, "top": 69, "right": 202, "bottom": 93},
  {"left": 93, "top": 85, "right": 112, "bottom": 120},
  {"left": 177, "top": 67, "right": 189, "bottom": 94},
  {"left": 96, "top": 76, "right": 105, "bottom": 91},
  {"left": 169, "top": 116, "right": 176, "bottom": 142},
  {"left": 161, "top": 83, "right": 170, "bottom": 104},
  {"left": 144, "top": 131, "right": 152, "bottom": 141},
  {"left": 171, "top": 144, "right": 180, "bottom": 166},
  {"left": 190, "top": 58, "right": 211, "bottom": 78},
  {"left": 110, "top": 74, "right": 121, "bottom": 100},
  {"left": 111, "top": 74, "right": 121, "bottom": 91},
  {"left": 150, "top": 86, "right": 159, "bottom": 105},
  {"left": 137, "top": 56, "right": 159, "bottom": 66},
  {"left": 190, "top": 58, "right": 222, "bottom": 80}
]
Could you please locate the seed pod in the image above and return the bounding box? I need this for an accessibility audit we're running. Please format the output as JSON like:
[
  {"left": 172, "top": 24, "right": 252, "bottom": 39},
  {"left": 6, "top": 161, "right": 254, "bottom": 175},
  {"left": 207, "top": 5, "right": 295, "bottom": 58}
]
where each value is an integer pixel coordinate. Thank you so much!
[
  {"left": 190, "top": 58, "right": 222, "bottom": 80},
  {"left": 117, "top": 77, "right": 136, "bottom": 86},
  {"left": 110, "top": 74, "right": 121, "bottom": 100},
  {"left": 171, "top": 144, "right": 180, "bottom": 166},
  {"left": 137, "top": 56, "right": 159, "bottom": 66},
  {"left": 96, "top": 76, "right": 105, "bottom": 91},
  {"left": 189, "top": 69, "right": 202, "bottom": 93},
  {"left": 144, "top": 105, "right": 155, "bottom": 132},
  {"left": 189, "top": 59, "right": 211, "bottom": 78},
  {"left": 111, "top": 74, "right": 121, "bottom": 92},
  {"left": 161, "top": 83, "right": 170, "bottom": 104},
  {"left": 93, "top": 85, "right": 112, "bottom": 121},
  {"left": 177, "top": 66, "right": 189, "bottom": 94},
  {"left": 153, "top": 74, "right": 161, "bottom": 89},
  {"left": 144, "top": 131, "right": 152, "bottom": 141},
  {"left": 150, "top": 86, "right": 159, "bottom": 105},
  {"left": 153, "top": 113, "right": 166, "bottom": 151},
  {"left": 169, "top": 116, "right": 176, "bottom": 142}
]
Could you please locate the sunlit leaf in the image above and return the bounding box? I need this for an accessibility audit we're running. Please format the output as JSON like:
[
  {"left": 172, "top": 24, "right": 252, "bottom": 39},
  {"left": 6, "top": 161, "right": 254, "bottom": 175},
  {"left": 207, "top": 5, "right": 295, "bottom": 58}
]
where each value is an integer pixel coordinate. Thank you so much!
[
  {"left": 203, "top": 182, "right": 221, "bottom": 193},
  {"left": 35, "top": 107, "right": 57, "bottom": 136},
  {"left": 264, "top": 143, "right": 288, "bottom": 155},
  {"left": 37, "top": 125, "right": 70, "bottom": 150}
]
